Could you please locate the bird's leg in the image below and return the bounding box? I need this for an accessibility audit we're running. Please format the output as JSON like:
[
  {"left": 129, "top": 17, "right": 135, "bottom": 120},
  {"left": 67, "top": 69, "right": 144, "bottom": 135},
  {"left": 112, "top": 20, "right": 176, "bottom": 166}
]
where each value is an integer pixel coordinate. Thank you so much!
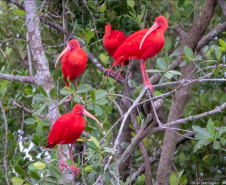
[
  {"left": 115, "top": 64, "right": 124, "bottom": 82},
  {"left": 64, "top": 83, "right": 72, "bottom": 102},
  {"left": 74, "top": 77, "right": 78, "bottom": 91},
  {"left": 69, "top": 144, "right": 79, "bottom": 177},
  {"left": 140, "top": 60, "right": 154, "bottom": 93},
  {"left": 140, "top": 59, "right": 147, "bottom": 86},
  {"left": 59, "top": 144, "right": 68, "bottom": 171}
]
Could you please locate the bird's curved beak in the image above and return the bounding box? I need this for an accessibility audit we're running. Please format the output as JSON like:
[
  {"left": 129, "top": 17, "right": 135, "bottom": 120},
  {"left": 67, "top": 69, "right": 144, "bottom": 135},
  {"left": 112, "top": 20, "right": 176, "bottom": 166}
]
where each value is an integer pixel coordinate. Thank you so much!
[
  {"left": 83, "top": 109, "right": 103, "bottom": 129},
  {"left": 55, "top": 45, "right": 70, "bottom": 68},
  {"left": 139, "top": 22, "right": 159, "bottom": 50}
]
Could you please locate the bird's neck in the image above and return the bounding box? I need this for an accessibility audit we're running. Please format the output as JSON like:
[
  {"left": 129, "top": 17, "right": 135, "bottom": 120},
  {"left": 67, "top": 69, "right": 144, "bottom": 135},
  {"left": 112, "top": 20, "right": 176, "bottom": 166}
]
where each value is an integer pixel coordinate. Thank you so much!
[{"left": 105, "top": 28, "right": 112, "bottom": 38}]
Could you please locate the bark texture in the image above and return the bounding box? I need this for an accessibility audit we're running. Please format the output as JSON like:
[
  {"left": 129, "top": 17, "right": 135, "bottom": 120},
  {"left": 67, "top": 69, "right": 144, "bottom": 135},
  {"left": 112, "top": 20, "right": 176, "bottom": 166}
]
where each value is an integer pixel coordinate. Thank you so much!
[{"left": 155, "top": 1, "right": 217, "bottom": 184}]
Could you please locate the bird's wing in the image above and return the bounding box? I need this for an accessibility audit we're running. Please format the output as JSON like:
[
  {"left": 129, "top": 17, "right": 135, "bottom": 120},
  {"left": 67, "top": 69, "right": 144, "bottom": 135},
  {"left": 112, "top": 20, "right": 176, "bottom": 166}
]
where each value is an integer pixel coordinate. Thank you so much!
[{"left": 46, "top": 113, "right": 74, "bottom": 148}]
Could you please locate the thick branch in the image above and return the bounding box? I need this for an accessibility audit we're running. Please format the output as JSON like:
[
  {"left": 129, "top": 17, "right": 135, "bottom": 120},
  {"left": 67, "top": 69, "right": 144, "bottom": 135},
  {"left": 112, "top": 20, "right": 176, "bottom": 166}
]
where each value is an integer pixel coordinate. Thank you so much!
[
  {"left": 0, "top": 101, "right": 10, "bottom": 185},
  {"left": 0, "top": 73, "right": 37, "bottom": 84}
]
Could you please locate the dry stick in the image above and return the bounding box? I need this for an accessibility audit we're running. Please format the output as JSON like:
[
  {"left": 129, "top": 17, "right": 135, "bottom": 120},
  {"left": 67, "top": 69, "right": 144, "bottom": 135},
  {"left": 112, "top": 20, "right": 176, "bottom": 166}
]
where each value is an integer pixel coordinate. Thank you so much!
[
  {"left": 38, "top": 0, "right": 46, "bottom": 18},
  {"left": 82, "top": 0, "right": 99, "bottom": 40},
  {"left": 94, "top": 87, "right": 148, "bottom": 184},
  {"left": 12, "top": 100, "right": 33, "bottom": 113},
  {"left": 0, "top": 101, "right": 10, "bottom": 185},
  {"left": 0, "top": 73, "right": 37, "bottom": 84}
]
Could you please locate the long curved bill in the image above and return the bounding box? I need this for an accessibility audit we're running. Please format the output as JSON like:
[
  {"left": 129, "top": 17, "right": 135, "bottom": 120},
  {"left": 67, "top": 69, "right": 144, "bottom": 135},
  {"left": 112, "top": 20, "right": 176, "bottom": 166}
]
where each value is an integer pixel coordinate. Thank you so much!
[
  {"left": 139, "top": 22, "right": 159, "bottom": 50},
  {"left": 83, "top": 109, "right": 103, "bottom": 129},
  {"left": 55, "top": 45, "right": 70, "bottom": 68}
]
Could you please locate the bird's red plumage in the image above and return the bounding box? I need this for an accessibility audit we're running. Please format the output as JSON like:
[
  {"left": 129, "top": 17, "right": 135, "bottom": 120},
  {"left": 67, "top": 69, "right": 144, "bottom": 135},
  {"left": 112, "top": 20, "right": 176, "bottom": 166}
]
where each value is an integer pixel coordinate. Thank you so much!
[
  {"left": 46, "top": 108, "right": 85, "bottom": 149},
  {"left": 103, "top": 26, "right": 127, "bottom": 57},
  {"left": 61, "top": 48, "right": 87, "bottom": 86}
]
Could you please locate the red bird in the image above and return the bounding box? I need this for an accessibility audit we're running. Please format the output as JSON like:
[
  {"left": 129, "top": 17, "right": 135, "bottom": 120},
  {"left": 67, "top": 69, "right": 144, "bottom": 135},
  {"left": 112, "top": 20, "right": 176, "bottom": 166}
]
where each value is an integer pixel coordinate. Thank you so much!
[
  {"left": 113, "top": 16, "right": 168, "bottom": 92},
  {"left": 103, "top": 25, "right": 128, "bottom": 81},
  {"left": 46, "top": 104, "right": 103, "bottom": 176},
  {"left": 55, "top": 39, "right": 88, "bottom": 100}
]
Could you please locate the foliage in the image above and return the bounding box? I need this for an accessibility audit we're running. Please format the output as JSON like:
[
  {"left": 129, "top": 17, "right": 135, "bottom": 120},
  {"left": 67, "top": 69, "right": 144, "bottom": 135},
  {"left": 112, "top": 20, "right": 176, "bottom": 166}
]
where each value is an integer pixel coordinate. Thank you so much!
[{"left": 0, "top": 0, "right": 226, "bottom": 184}]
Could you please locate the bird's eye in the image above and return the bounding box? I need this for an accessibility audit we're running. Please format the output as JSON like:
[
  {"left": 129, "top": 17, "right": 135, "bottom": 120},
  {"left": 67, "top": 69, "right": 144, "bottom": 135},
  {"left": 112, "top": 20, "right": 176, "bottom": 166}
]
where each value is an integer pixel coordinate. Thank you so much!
[
  {"left": 71, "top": 44, "right": 74, "bottom": 45},
  {"left": 158, "top": 20, "right": 161, "bottom": 23},
  {"left": 79, "top": 108, "right": 82, "bottom": 111}
]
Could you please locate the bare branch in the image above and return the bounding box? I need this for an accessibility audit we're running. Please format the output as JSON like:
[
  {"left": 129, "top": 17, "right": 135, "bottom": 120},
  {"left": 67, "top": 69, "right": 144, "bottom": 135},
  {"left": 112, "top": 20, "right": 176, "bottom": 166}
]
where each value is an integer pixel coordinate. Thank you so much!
[
  {"left": 193, "top": 0, "right": 199, "bottom": 26},
  {"left": 38, "top": 0, "right": 46, "bottom": 18},
  {"left": 0, "top": 101, "right": 10, "bottom": 185},
  {"left": 195, "top": 21, "right": 226, "bottom": 52},
  {"left": 12, "top": 100, "right": 33, "bottom": 114},
  {"left": 0, "top": 73, "right": 37, "bottom": 84},
  {"left": 219, "top": 0, "right": 226, "bottom": 18},
  {"left": 27, "top": 32, "right": 33, "bottom": 76}
]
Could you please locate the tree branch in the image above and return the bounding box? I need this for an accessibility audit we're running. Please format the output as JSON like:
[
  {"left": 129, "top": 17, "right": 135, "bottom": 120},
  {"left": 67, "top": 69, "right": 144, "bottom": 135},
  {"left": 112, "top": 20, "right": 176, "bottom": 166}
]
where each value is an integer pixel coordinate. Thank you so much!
[
  {"left": 0, "top": 101, "right": 10, "bottom": 185},
  {"left": 0, "top": 73, "right": 37, "bottom": 84},
  {"left": 219, "top": 0, "right": 226, "bottom": 18}
]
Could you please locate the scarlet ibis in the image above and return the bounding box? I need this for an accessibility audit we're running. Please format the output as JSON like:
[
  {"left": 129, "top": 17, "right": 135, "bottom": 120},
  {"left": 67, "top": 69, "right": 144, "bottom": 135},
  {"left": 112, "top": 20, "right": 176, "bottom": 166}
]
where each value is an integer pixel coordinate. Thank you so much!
[
  {"left": 55, "top": 39, "right": 88, "bottom": 100},
  {"left": 103, "top": 24, "right": 128, "bottom": 81},
  {"left": 46, "top": 104, "right": 103, "bottom": 176},
  {"left": 113, "top": 16, "right": 168, "bottom": 92}
]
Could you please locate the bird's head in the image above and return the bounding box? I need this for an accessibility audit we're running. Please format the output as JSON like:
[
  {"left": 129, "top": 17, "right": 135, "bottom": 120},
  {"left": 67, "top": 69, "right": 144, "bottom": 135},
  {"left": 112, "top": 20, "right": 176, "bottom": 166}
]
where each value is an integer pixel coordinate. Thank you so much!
[
  {"left": 55, "top": 39, "right": 80, "bottom": 68},
  {"left": 139, "top": 16, "right": 168, "bottom": 50},
  {"left": 104, "top": 24, "right": 113, "bottom": 38},
  {"left": 72, "top": 104, "right": 103, "bottom": 129}
]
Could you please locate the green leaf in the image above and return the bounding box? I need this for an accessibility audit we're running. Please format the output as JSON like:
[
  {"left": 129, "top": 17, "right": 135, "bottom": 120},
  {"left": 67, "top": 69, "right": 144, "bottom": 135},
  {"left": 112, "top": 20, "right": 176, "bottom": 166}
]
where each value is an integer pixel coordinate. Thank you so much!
[
  {"left": 34, "top": 161, "right": 46, "bottom": 170},
  {"left": 1, "top": 80, "right": 8, "bottom": 91},
  {"left": 28, "top": 170, "right": 41, "bottom": 180},
  {"left": 90, "top": 136, "right": 101, "bottom": 149},
  {"left": 12, "top": 10, "right": 26, "bottom": 17},
  {"left": 24, "top": 88, "right": 33, "bottom": 95},
  {"left": 103, "top": 147, "right": 118, "bottom": 154},
  {"left": 60, "top": 88, "right": 71, "bottom": 96},
  {"left": 95, "top": 99, "right": 108, "bottom": 105},
  {"left": 193, "top": 141, "right": 205, "bottom": 153},
  {"left": 77, "top": 84, "right": 92, "bottom": 93},
  {"left": 96, "top": 90, "right": 107, "bottom": 100},
  {"left": 100, "top": 53, "right": 109, "bottom": 64},
  {"left": 14, "top": 165, "right": 26, "bottom": 178},
  {"left": 50, "top": 88, "right": 57, "bottom": 99},
  {"left": 163, "top": 37, "right": 172, "bottom": 51},
  {"left": 170, "top": 173, "right": 178, "bottom": 185},
  {"left": 24, "top": 118, "right": 37, "bottom": 125},
  {"left": 157, "top": 58, "right": 166, "bottom": 70},
  {"left": 87, "top": 140, "right": 101, "bottom": 152},
  {"left": 184, "top": 46, "right": 193, "bottom": 59},
  {"left": 33, "top": 94, "right": 47, "bottom": 103},
  {"left": 213, "top": 66, "right": 220, "bottom": 76},
  {"left": 94, "top": 104, "right": 103, "bottom": 116},
  {"left": 99, "top": 3, "right": 106, "bottom": 12},
  {"left": 138, "top": 174, "right": 145, "bottom": 182},
  {"left": 48, "top": 166, "right": 61, "bottom": 180},
  {"left": 85, "top": 165, "right": 93, "bottom": 172},
  {"left": 207, "top": 120, "right": 215, "bottom": 138},
  {"left": 85, "top": 30, "right": 95, "bottom": 45},
  {"left": 90, "top": 89, "right": 96, "bottom": 101},
  {"left": 127, "top": 0, "right": 135, "bottom": 8},
  {"left": 146, "top": 69, "right": 164, "bottom": 73},
  {"left": 169, "top": 70, "right": 182, "bottom": 76},
  {"left": 11, "top": 177, "right": 25, "bottom": 185},
  {"left": 219, "top": 39, "right": 226, "bottom": 49},
  {"left": 165, "top": 72, "right": 174, "bottom": 79},
  {"left": 192, "top": 125, "right": 204, "bottom": 133},
  {"left": 178, "top": 0, "right": 185, "bottom": 7},
  {"left": 104, "top": 171, "right": 111, "bottom": 183},
  {"left": 38, "top": 85, "right": 47, "bottom": 97},
  {"left": 213, "top": 141, "right": 220, "bottom": 150}
]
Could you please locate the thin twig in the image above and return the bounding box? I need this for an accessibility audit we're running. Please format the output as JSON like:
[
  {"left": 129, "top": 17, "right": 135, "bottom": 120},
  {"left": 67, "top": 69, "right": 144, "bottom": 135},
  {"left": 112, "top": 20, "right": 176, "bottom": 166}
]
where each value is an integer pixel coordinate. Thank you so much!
[
  {"left": 82, "top": 0, "right": 99, "bottom": 40},
  {"left": 12, "top": 100, "right": 33, "bottom": 113},
  {"left": 38, "top": 0, "right": 46, "bottom": 18},
  {"left": 0, "top": 73, "right": 37, "bottom": 84},
  {"left": 27, "top": 32, "right": 33, "bottom": 76},
  {"left": 0, "top": 101, "right": 10, "bottom": 185}
]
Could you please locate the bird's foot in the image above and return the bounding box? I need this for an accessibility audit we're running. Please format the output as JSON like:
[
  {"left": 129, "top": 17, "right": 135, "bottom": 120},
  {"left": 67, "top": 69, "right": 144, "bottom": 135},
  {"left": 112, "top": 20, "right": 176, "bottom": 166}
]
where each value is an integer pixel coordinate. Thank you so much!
[
  {"left": 103, "top": 69, "right": 116, "bottom": 77},
  {"left": 115, "top": 73, "right": 124, "bottom": 82},
  {"left": 64, "top": 94, "right": 72, "bottom": 102},
  {"left": 59, "top": 162, "right": 68, "bottom": 172},
  {"left": 71, "top": 166, "right": 79, "bottom": 177}
]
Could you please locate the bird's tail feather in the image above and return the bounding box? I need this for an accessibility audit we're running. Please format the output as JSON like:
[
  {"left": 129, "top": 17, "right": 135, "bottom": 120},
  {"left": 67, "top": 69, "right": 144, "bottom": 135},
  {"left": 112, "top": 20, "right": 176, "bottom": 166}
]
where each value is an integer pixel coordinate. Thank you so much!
[{"left": 113, "top": 56, "right": 127, "bottom": 66}]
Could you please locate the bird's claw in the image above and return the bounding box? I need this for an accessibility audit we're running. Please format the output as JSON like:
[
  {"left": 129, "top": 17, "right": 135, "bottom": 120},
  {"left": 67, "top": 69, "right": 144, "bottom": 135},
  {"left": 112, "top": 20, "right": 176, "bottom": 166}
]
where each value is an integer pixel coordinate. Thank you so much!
[
  {"left": 71, "top": 166, "right": 79, "bottom": 177},
  {"left": 59, "top": 162, "right": 68, "bottom": 172}
]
